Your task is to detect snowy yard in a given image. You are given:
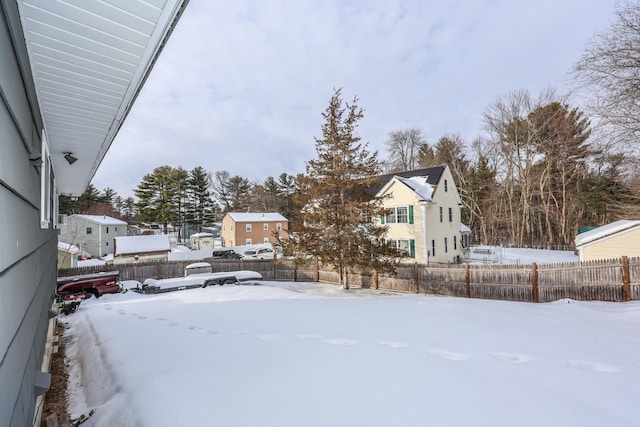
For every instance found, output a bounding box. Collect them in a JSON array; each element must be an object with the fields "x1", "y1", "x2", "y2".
[{"x1": 64, "y1": 279, "x2": 638, "y2": 427}]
